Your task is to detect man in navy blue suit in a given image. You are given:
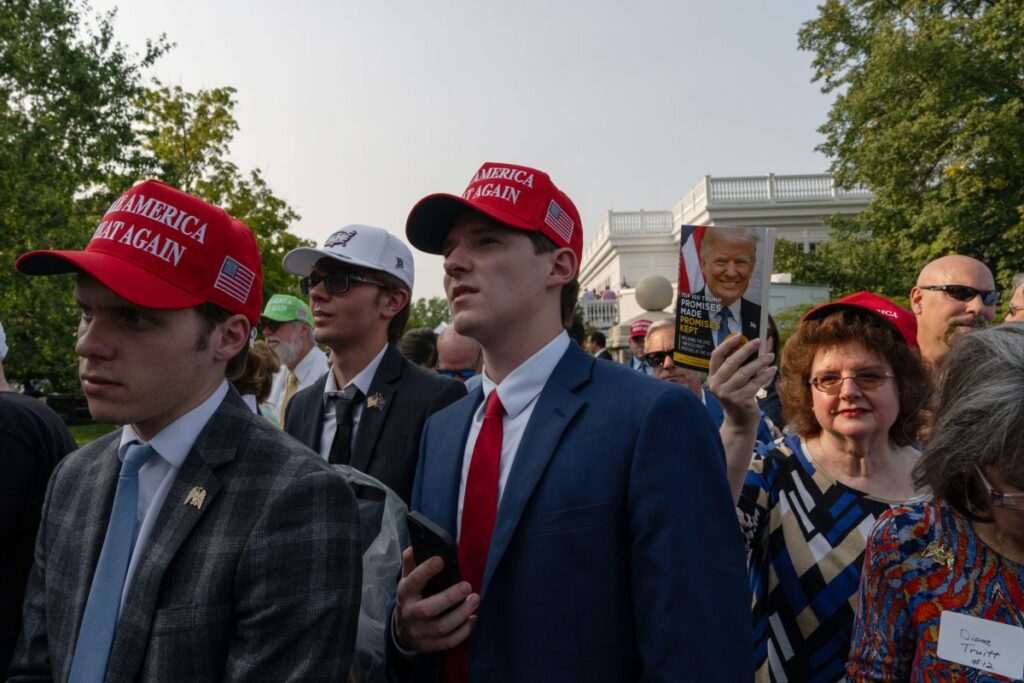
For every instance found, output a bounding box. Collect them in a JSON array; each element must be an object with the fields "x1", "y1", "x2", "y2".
[{"x1": 390, "y1": 162, "x2": 752, "y2": 681}]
